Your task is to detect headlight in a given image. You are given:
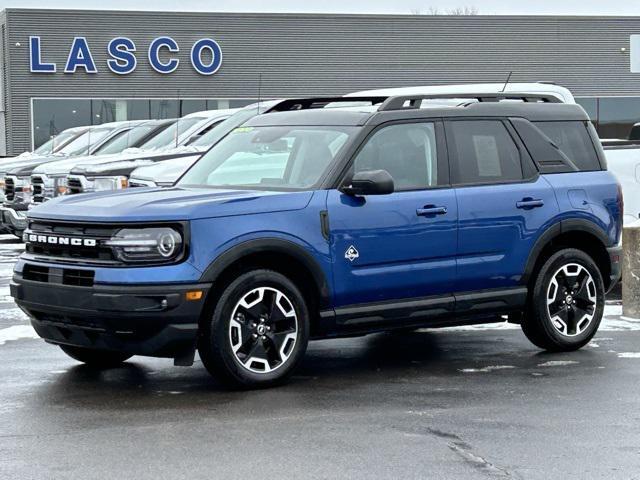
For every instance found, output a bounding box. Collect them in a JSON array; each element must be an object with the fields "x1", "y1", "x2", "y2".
[
  {"x1": 104, "y1": 227, "x2": 183, "y2": 263},
  {"x1": 93, "y1": 176, "x2": 129, "y2": 192}
]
